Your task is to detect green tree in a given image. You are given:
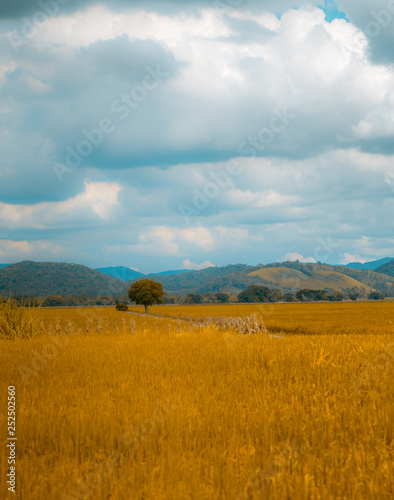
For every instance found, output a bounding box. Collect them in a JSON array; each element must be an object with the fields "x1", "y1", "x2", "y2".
[
  {"x1": 128, "y1": 279, "x2": 164, "y2": 314},
  {"x1": 213, "y1": 292, "x2": 231, "y2": 303},
  {"x1": 368, "y1": 290, "x2": 384, "y2": 300},
  {"x1": 183, "y1": 293, "x2": 203, "y2": 304},
  {"x1": 327, "y1": 290, "x2": 344, "y2": 302}
]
